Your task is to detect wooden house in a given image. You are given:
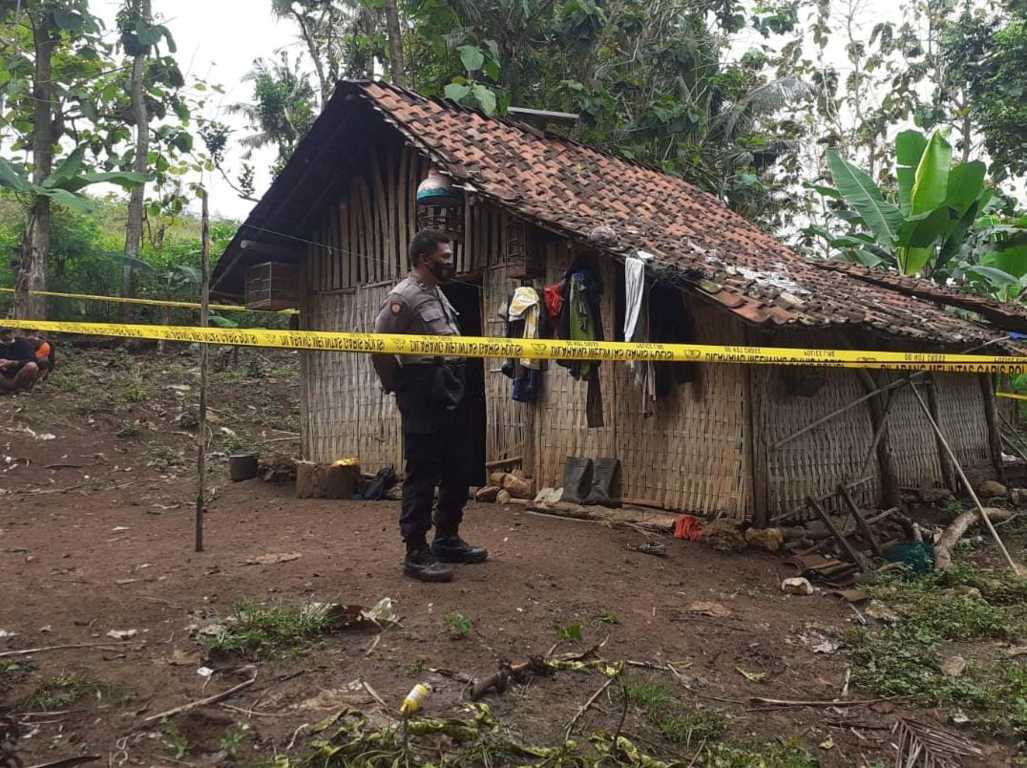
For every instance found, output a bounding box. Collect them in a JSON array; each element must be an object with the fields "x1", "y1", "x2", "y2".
[{"x1": 212, "y1": 81, "x2": 1027, "y2": 526}]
